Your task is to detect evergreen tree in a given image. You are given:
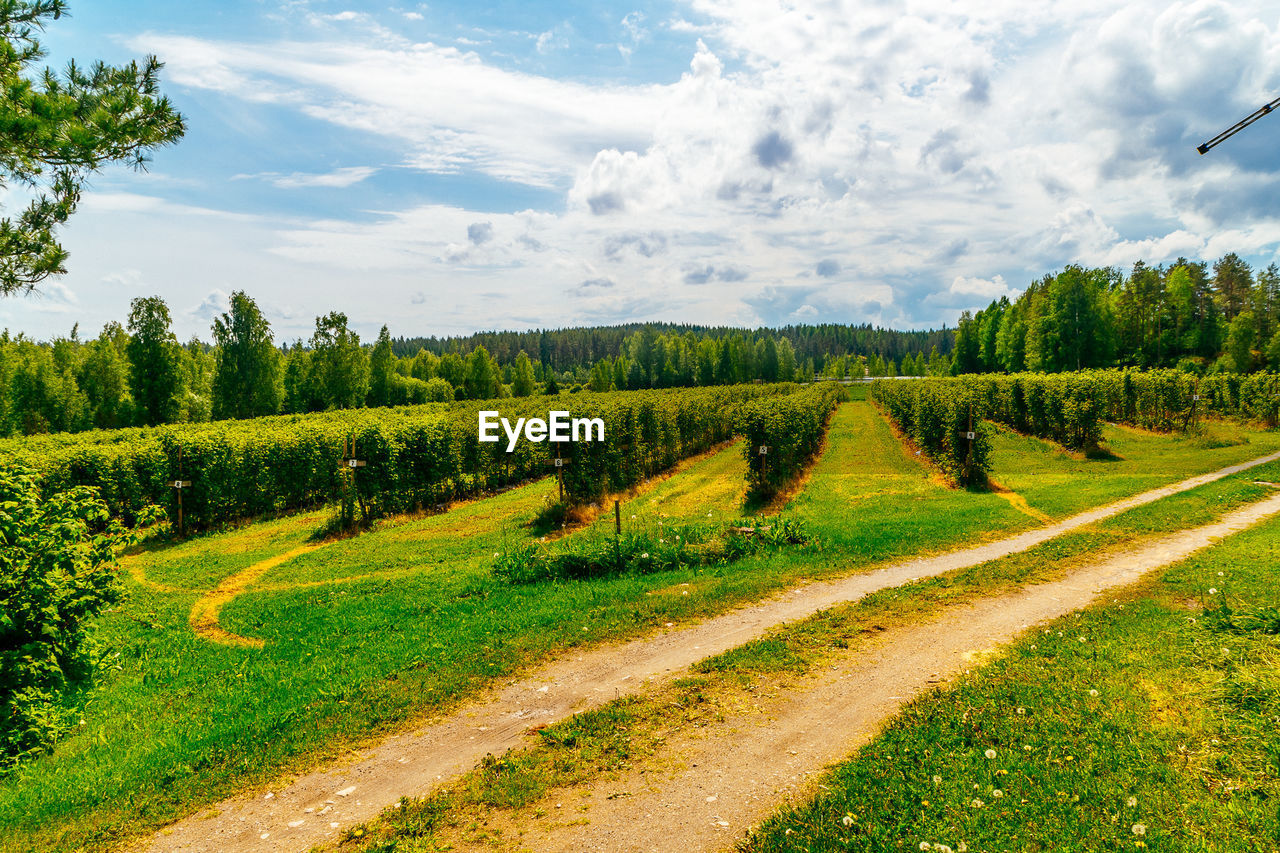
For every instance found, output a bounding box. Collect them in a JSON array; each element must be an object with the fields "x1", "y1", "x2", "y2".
[
  {"x1": 78, "y1": 322, "x2": 133, "y2": 428},
  {"x1": 951, "y1": 311, "x2": 981, "y2": 374},
  {"x1": 776, "y1": 337, "x2": 797, "y2": 382},
  {"x1": 210, "y1": 291, "x2": 281, "y2": 419},
  {"x1": 463, "y1": 345, "x2": 498, "y2": 399},
  {"x1": 1213, "y1": 253, "x2": 1254, "y2": 321},
  {"x1": 512, "y1": 350, "x2": 537, "y2": 396},
  {"x1": 366, "y1": 325, "x2": 395, "y2": 408},
  {"x1": 0, "y1": 1, "x2": 186, "y2": 297},
  {"x1": 125, "y1": 296, "x2": 181, "y2": 425},
  {"x1": 309, "y1": 312, "x2": 368, "y2": 409}
]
